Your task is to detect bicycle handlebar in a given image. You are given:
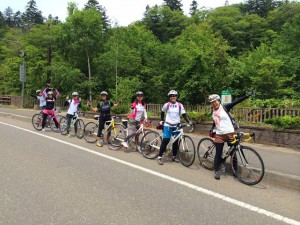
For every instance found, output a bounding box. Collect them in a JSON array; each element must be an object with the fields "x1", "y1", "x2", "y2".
[{"x1": 230, "y1": 132, "x2": 255, "y2": 144}]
